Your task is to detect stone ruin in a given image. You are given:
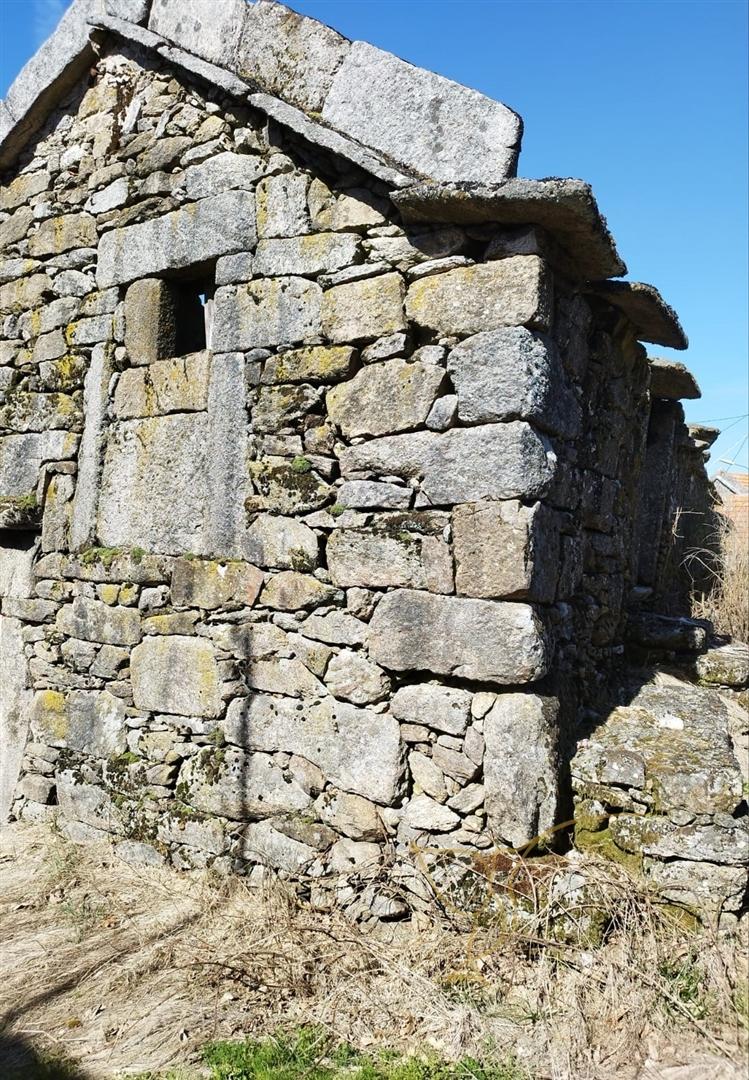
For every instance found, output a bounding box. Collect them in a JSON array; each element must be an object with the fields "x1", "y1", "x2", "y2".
[{"x1": 0, "y1": 0, "x2": 746, "y2": 924}]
